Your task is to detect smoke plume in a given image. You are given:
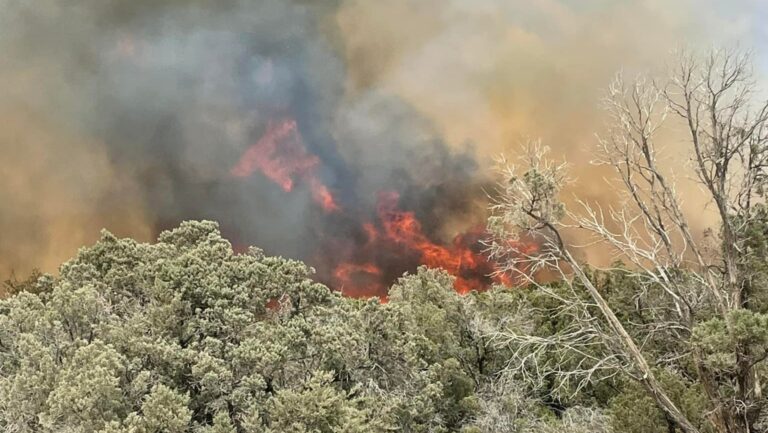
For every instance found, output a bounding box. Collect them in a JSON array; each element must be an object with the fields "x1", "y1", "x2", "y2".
[{"x1": 0, "y1": 0, "x2": 764, "y2": 296}]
